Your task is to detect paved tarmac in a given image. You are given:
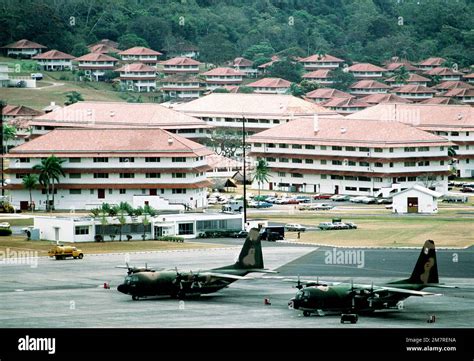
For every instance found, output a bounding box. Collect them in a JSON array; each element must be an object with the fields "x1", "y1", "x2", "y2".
[{"x1": 0, "y1": 241, "x2": 473, "y2": 328}]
